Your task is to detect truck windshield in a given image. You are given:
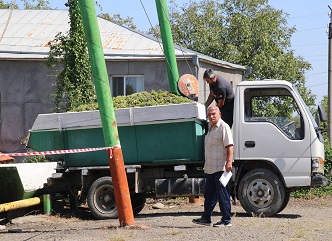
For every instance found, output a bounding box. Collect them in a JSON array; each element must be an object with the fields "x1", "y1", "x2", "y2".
[{"x1": 293, "y1": 87, "x2": 318, "y2": 128}]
